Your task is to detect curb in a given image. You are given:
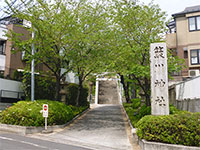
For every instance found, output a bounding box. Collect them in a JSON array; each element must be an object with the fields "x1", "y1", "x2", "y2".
[
  {"x1": 0, "y1": 107, "x2": 90, "y2": 135},
  {"x1": 139, "y1": 139, "x2": 200, "y2": 150},
  {"x1": 121, "y1": 104, "x2": 137, "y2": 135},
  {"x1": 121, "y1": 104, "x2": 140, "y2": 150}
]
